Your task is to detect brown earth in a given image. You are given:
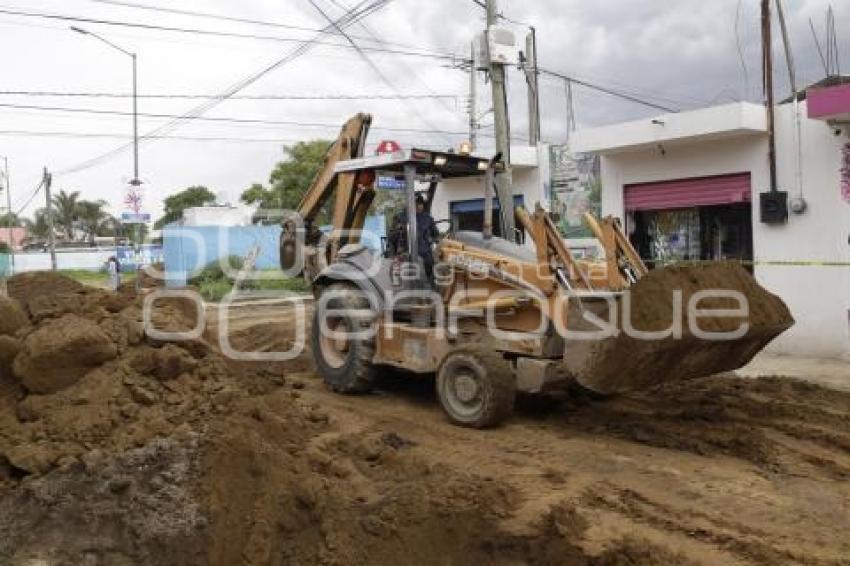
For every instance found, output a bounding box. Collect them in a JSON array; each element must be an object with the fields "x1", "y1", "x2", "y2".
[
  {"x1": 0, "y1": 275, "x2": 848, "y2": 565},
  {"x1": 568, "y1": 262, "x2": 796, "y2": 394}
]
